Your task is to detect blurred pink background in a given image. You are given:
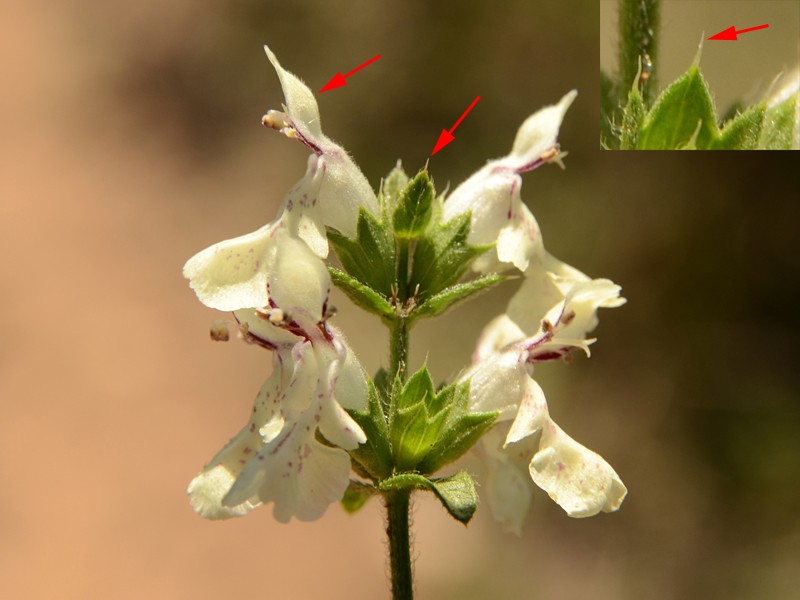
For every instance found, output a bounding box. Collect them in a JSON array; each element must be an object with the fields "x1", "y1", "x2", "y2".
[{"x1": 2, "y1": 1, "x2": 798, "y2": 599}]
